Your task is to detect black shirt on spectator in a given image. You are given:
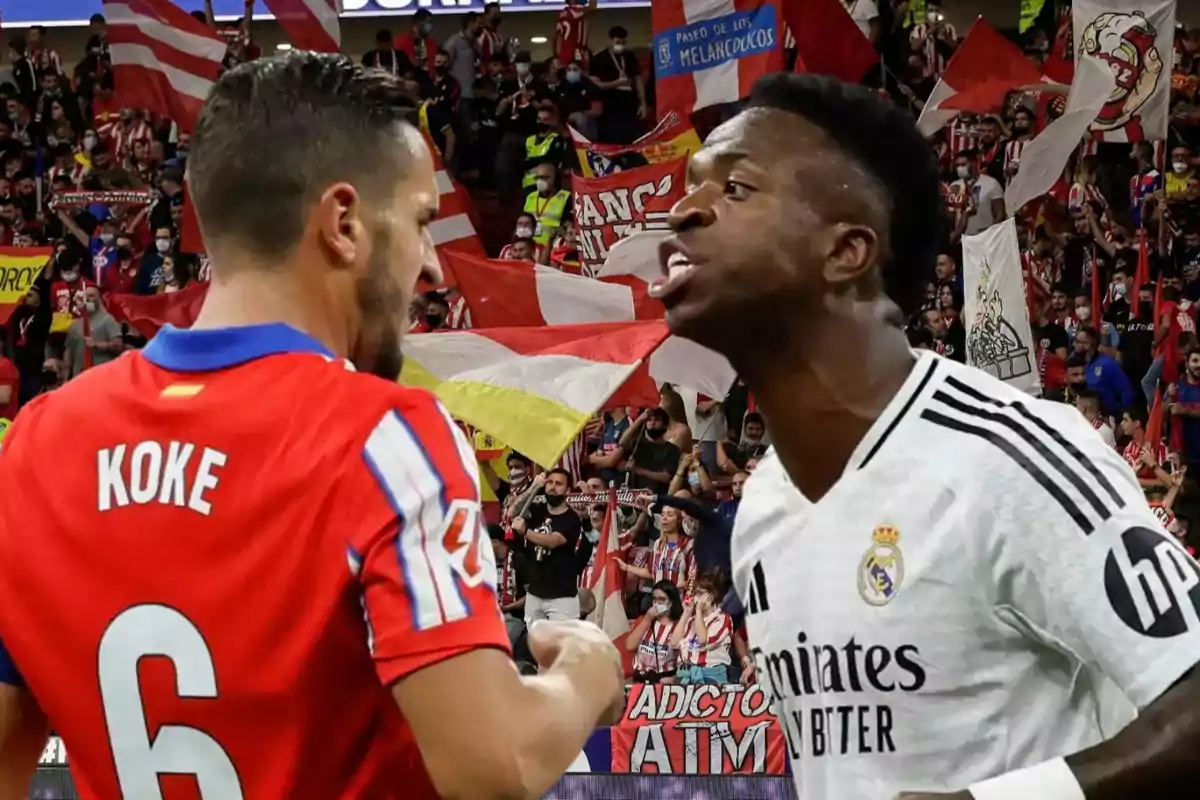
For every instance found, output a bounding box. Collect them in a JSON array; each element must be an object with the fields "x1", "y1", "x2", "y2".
[
  {"x1": 629, "y1": 439, "x2": 681, "y2": 494},
  {"x1": 554, "y1": 78, "x2": 602, "y2": 119},
  {"x1": 522, "y1": 503, "x2": 582, "y2": 600}
]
